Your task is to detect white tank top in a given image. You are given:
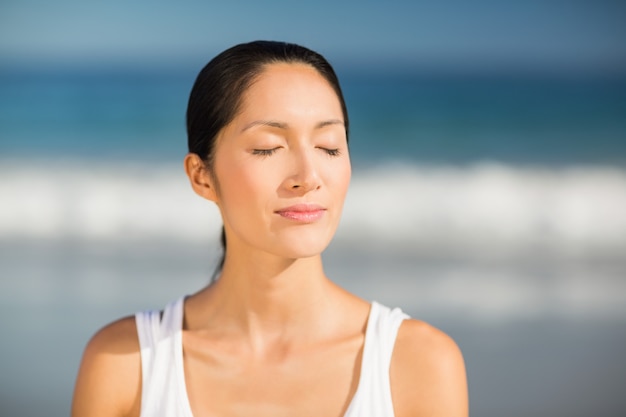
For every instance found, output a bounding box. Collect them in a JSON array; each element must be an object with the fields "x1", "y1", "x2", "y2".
[{"x1": 135, "y1": 297, "x2": 409, "y2": 417}]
